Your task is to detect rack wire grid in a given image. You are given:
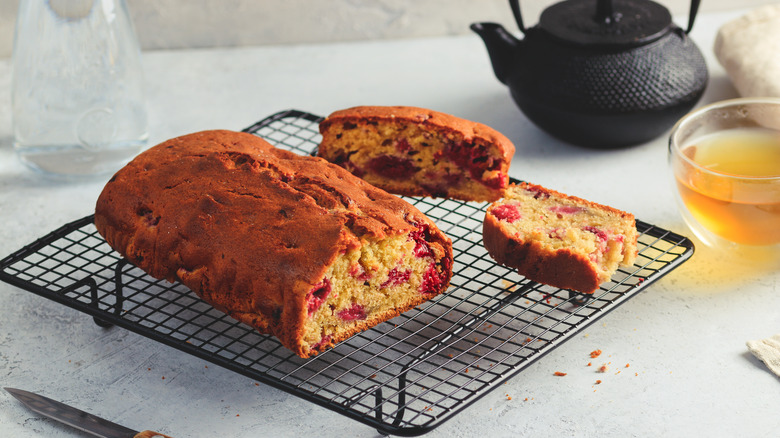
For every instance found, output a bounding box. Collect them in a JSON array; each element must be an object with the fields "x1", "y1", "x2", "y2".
[{"x1": 0, "y1": 109, "x2": 694, "y2": 436}]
